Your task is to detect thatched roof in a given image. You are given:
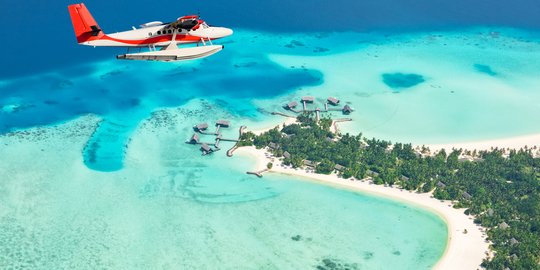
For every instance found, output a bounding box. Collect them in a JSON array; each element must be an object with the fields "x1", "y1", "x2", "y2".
[
  {"x1": 200, "y1": 143, "x2": 212, "y2": 152},
  {"x1": 303, "y1": 160, "x2": 316, "y2": 167},
  {"x1": 190, "y1": 133, "x2": 200, "y2": 144},
  {"x1": 287, "y1": 101, "x2": 298, "y2": 108},
  {"x1": 283, "y1": 151, "x2": 291, "y2": 159},
  {"x1": 509, "y1": 238, "x2": 519, "y2": 245},
  {"x1": 301, "y1": 96, "x2": 315, "y2": 102},
  {"x1": 343, "y1": 105, "x2": 353, "y2": 114},
  {"x1": 195, "y1": 123, "x2": 208, "y2": 131},
  {"x1": 437, "y1": 181, "x2": 446, "y2": 188},
  {"x1": 268, "y1": 142, "x2": 279, "y2": 150},
  {"x1": 327, "y1": 97, "x2": 340, "y2": 105},
  {"x1": 216, "y1": 120, "x2": 230, "y2": 127}
]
